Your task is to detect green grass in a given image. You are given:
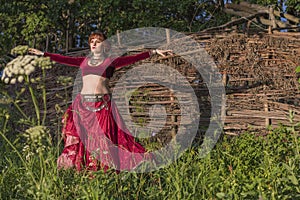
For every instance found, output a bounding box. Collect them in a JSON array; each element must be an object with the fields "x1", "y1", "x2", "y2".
[{"x1": 0, "y1": 124, "x2": 299, "y2": 200}]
